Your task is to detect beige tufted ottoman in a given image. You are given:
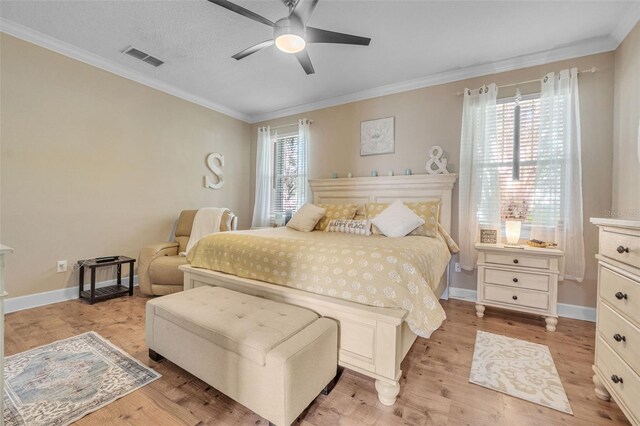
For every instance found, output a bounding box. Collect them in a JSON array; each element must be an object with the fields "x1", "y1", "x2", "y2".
[{"x1": 146, "y1": 286, "x2": 338, "y2": 426}]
